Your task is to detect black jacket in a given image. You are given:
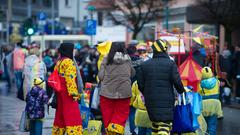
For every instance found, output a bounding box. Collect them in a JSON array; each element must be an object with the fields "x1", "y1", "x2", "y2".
[
  {"x1": 136, "y1": 53, "x2": 185, "y2": 122},
  {"x1": 233, "y1": 51, "x2": 240, "y2": 76}
]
